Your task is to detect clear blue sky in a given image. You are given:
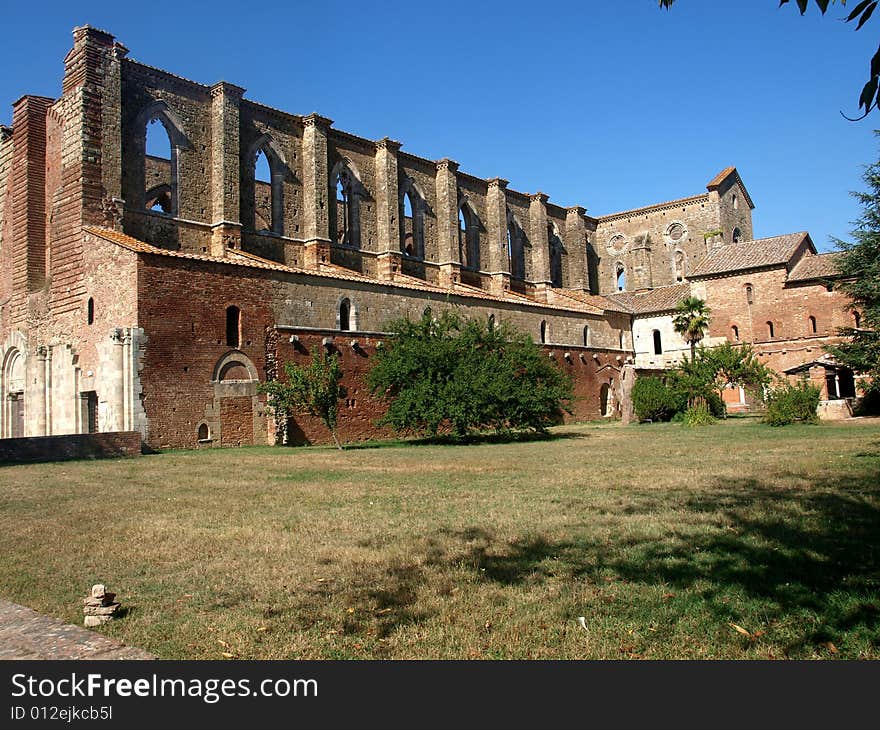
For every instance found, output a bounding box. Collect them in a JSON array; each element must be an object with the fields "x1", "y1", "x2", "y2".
[{"x1": 1, "y1": 0, "x2": 877, "y2": 252}]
